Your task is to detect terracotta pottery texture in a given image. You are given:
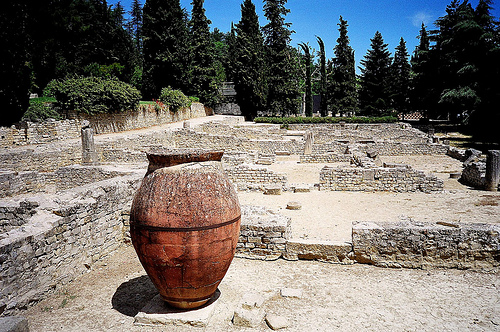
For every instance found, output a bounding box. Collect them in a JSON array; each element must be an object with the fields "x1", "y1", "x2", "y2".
[{"x1": 130, "y1": 149, "x2": 241, "y2": 309}]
